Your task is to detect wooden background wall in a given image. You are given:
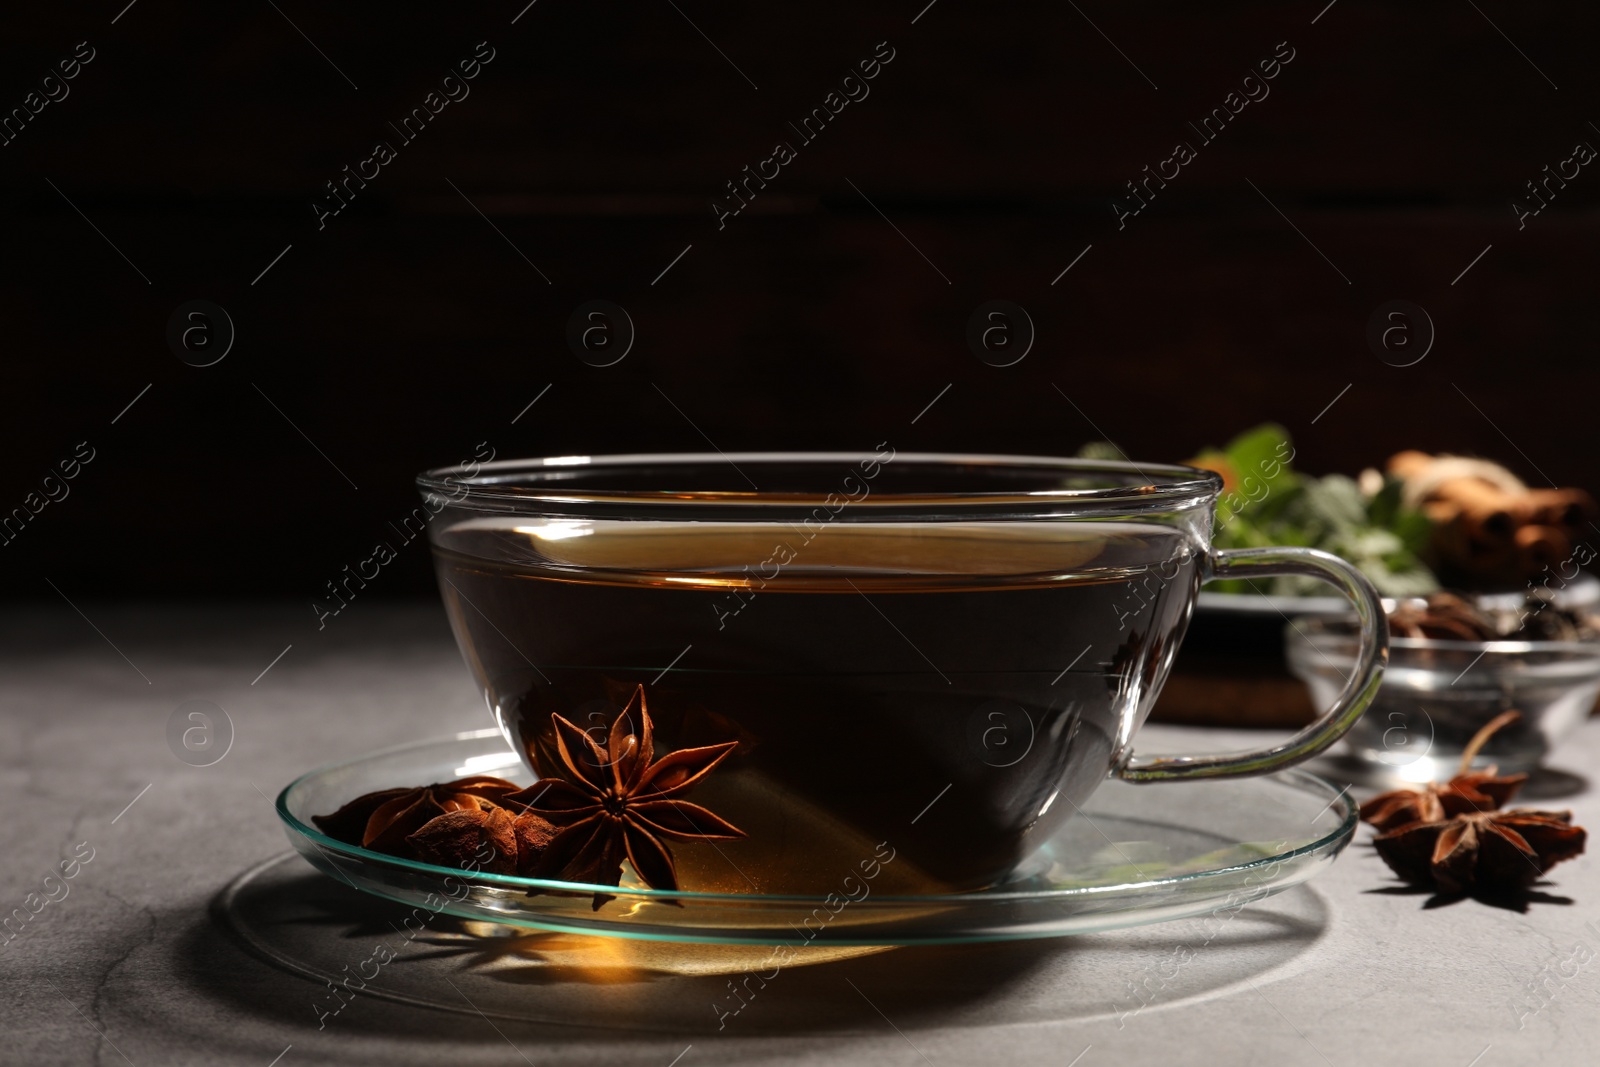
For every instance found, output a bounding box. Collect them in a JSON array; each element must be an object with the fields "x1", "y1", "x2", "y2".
[{"x1": 1, "y1": 1, "x2": 1594, "y2": 599}]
